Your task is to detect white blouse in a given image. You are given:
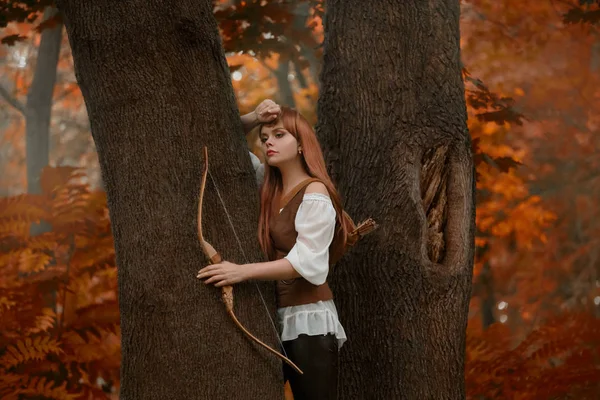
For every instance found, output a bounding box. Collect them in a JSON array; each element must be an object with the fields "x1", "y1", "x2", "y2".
[{"x1": 249, "y1": 151, "x2": 347, "y2": 349}]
